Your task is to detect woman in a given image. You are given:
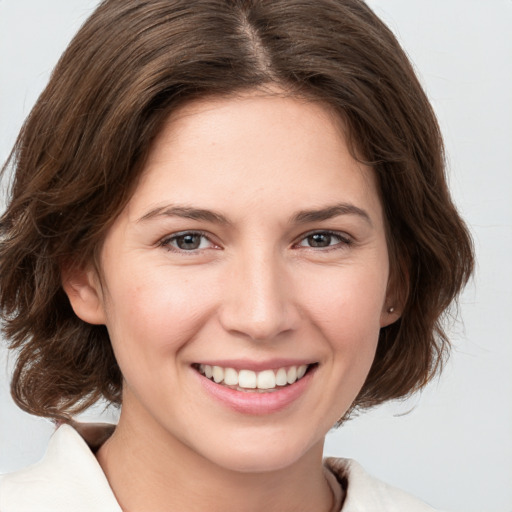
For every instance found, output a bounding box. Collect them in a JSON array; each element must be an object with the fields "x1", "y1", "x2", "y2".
[{"x1": 0, "y1": 1, "x2": 473, "y2": 511}]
